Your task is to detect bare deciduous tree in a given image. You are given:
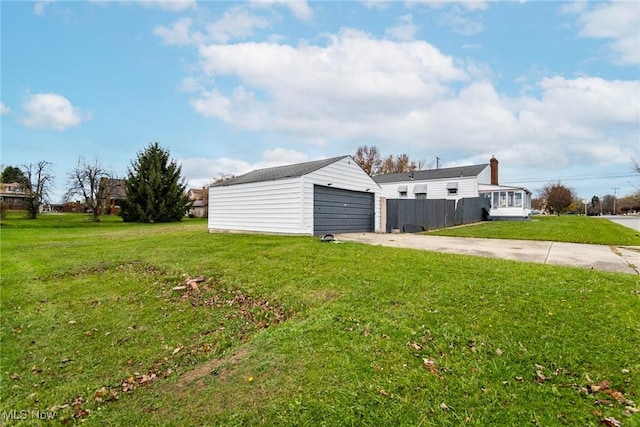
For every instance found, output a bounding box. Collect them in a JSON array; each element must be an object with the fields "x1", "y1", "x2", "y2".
[
  {"x1": 353, "y1": 145, "x2": 382, "y2": 176},
  {"x1": 22, "y1": 161, "x2": 54, "y2": 219},
  {"x1": 66, "y1": 157, "x2": 111, "y2": 222},
  {"x1": 353, "y1": 145, "x2": 424, "y2": 175},
  {"x1": 379, "y1": 153, "x2": 424, "y2": 174}
]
